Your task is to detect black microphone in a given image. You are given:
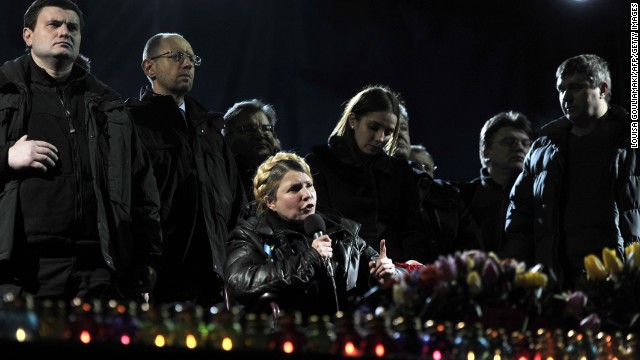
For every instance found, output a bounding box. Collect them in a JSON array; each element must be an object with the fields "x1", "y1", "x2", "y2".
[
  {"x1": 304, "y1": 213, "x2": 339, "y2": 312},
  {"x1": 304, "y1": 214, "x2": 332, "y2": 276}
]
